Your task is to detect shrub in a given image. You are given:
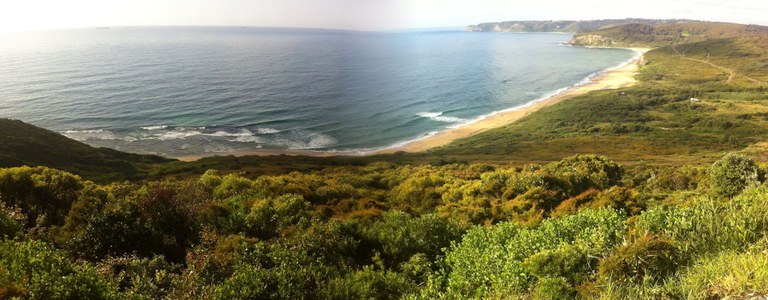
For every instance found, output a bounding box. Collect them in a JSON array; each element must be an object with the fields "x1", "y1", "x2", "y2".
[
  {"x1": 442, "y1": 208, "x2": 626, "y2": 296},
  {"x1": 243, "y1": 194, "x2": 314, "y2": 239},
  {"x1": 542, "y1": 155, "x2": 624, "y2": 196},
  {"x1": 522, "y1": 244, "x2": 597, "y2": 285},
  {"x1": 0, "y1": 166, "x2": 85, "y2": 227},
  {"x1": 708, "y1": 153, "x2": 762, "y2": 198},
  {"x1": 598, "y1": 235, "x2": 681, "y2": 283},
  {"x1": 319, "y1": 266, "x2": 415, "y2": 300},
  {"x1": 0, "y1": 239, "x2": 118, "y2": 299},
  {"x1": 363, "y1": 211, "x2": 465, "y2": 267},
  {"x1": 530, "y1": 277, "x2": 576, "y2": 300},
  {"x1": 98, "y1": 255, "x2": 180, "y2": 299}
]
